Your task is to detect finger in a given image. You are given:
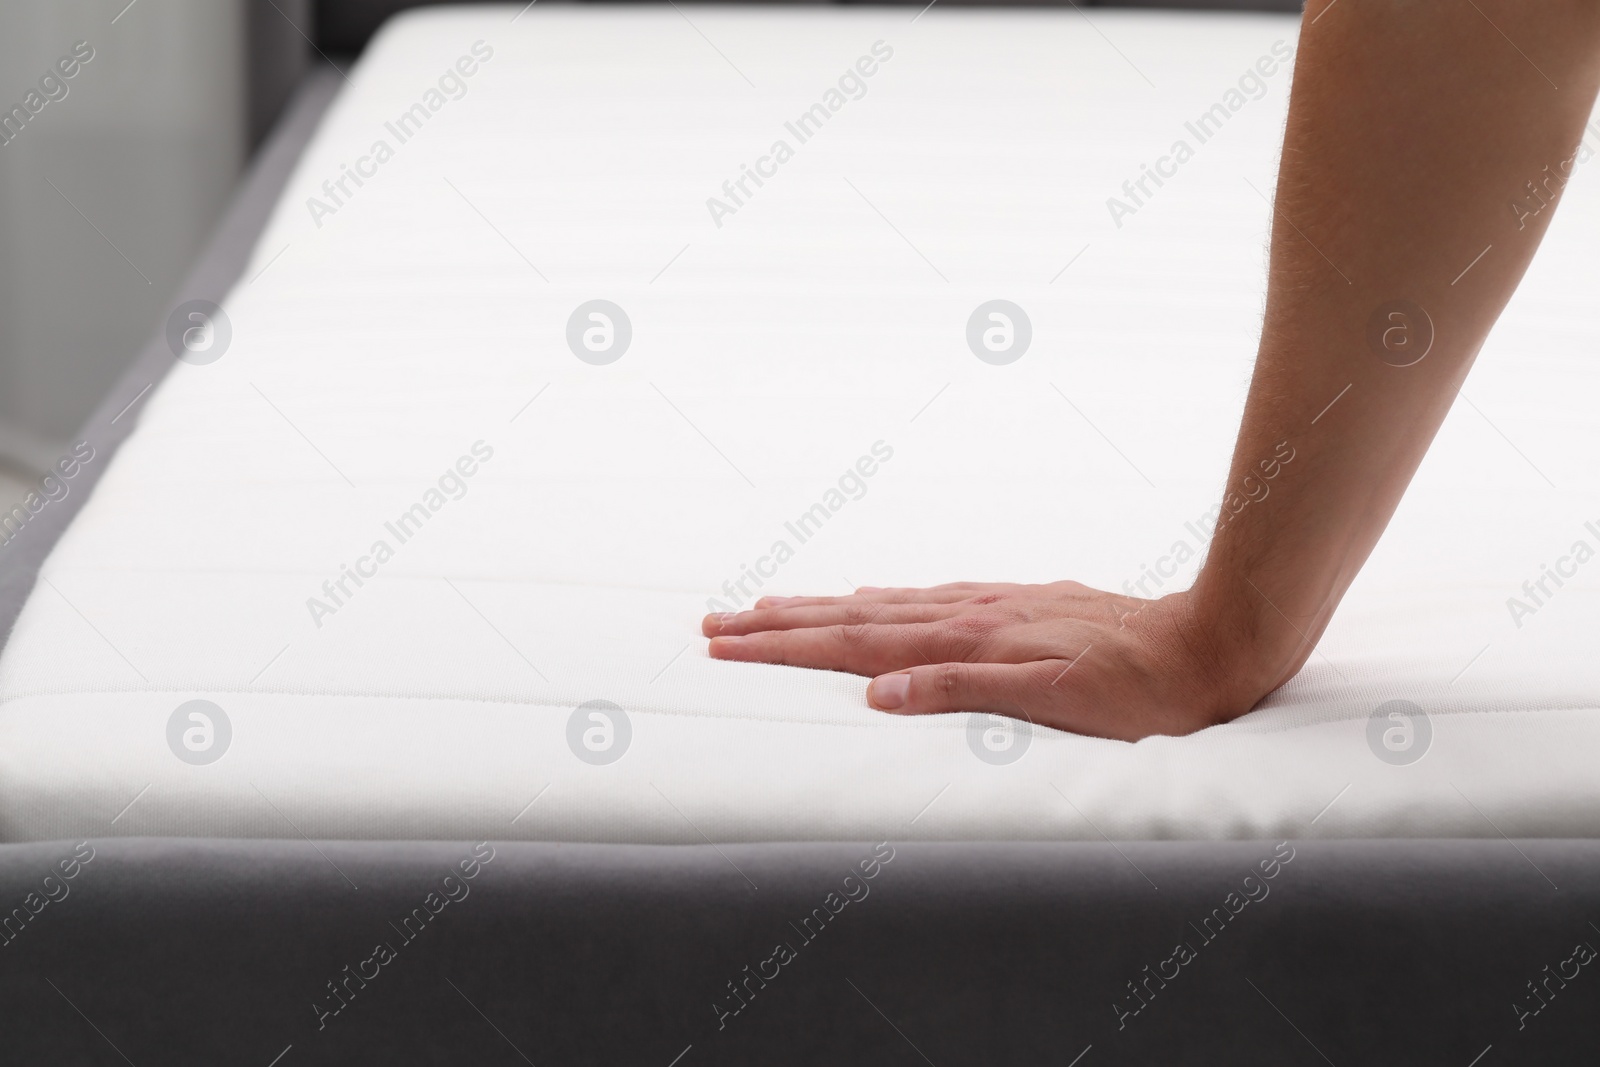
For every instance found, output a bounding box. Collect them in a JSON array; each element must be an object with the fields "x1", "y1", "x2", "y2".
[
  {"x1": 708, "y1": 621, "x2": 962, "y2": 676},
  {"x1": 703, "y1": 601, "x2": 962, "y2": 638},
  {"x1": 857, "y1": 582, "x2": 1025, "y2": 603},
  {"x1": 754, "y1": 586, "x2": 981, "y2": 610},
  {"x1": 870, "y1": 657, "x2": 1138, "y2": 740},
  {"x1": 867, "y1": 660, "x2": 1062, "y2": 718}
]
